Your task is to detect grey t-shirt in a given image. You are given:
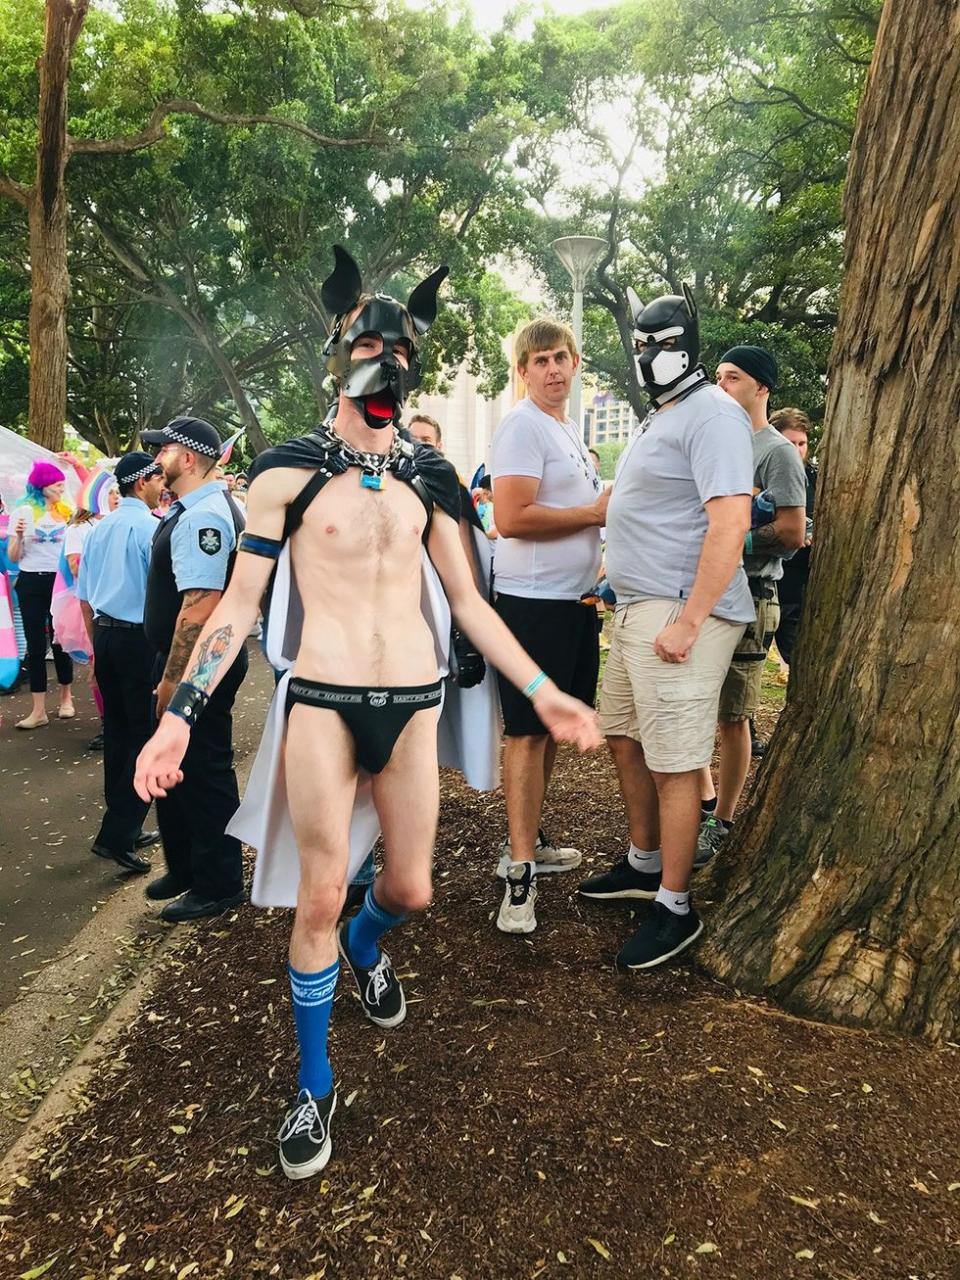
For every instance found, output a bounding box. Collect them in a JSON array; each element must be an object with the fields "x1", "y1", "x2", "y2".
[
  {"x1": 744, "y1": 425, "x2": 809, "y2": 581},
  {"x1": 604, "y1": 384, "x2": 755, "y2": 625}
]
